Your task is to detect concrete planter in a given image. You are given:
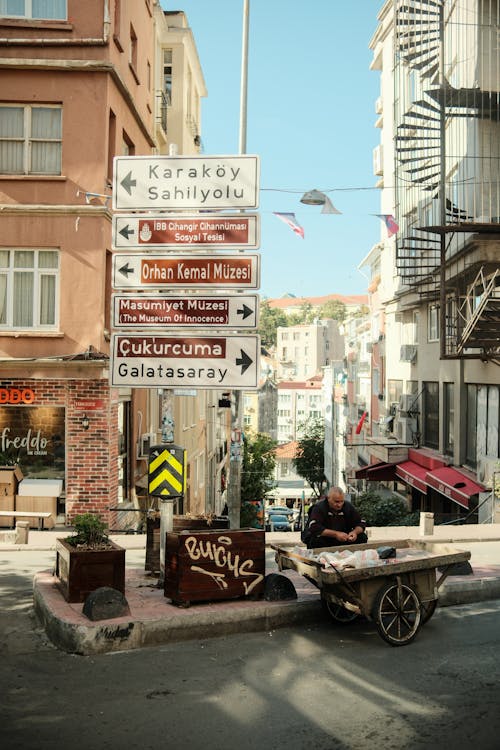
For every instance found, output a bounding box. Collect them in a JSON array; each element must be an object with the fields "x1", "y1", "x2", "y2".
[{"x1": 55, "y1": 537, "x2": 125, "y2": 603}]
